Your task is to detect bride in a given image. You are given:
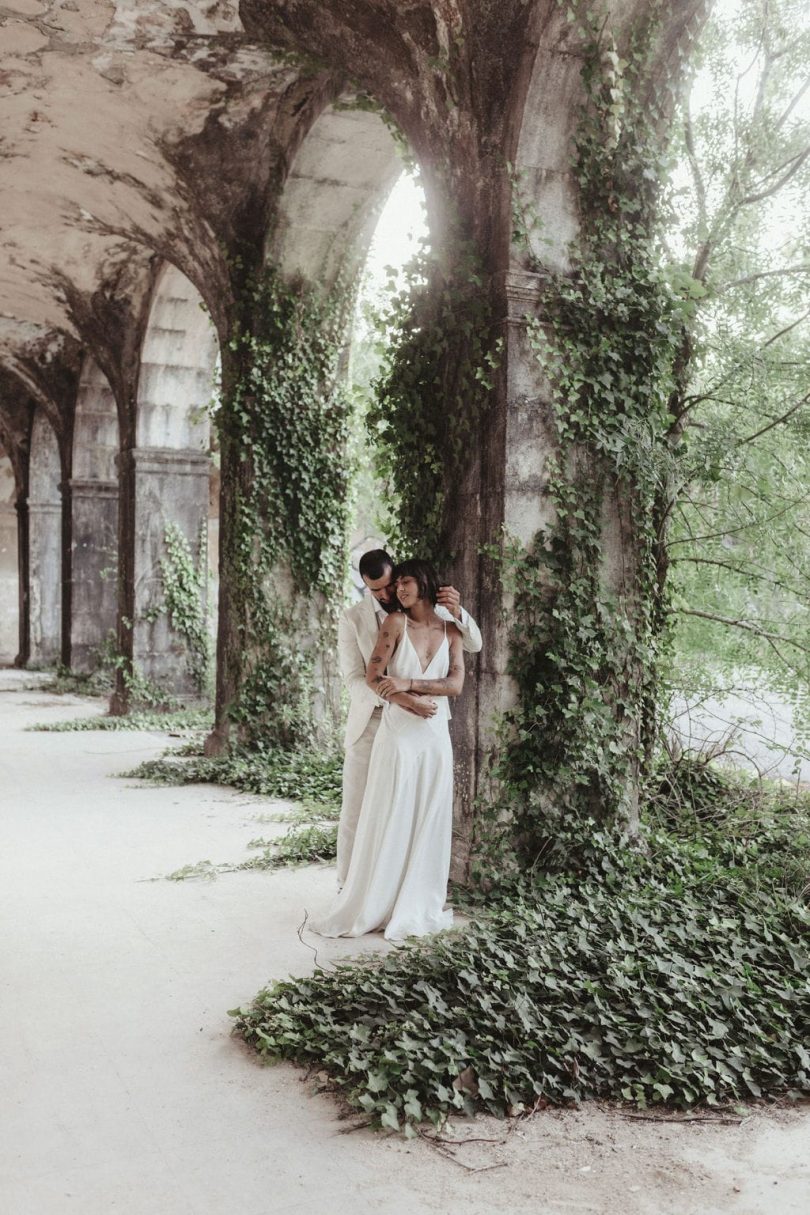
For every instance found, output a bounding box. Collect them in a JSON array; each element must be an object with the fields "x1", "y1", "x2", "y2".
[{"x1": 313, "y1": 559, "x2": 465, "y2": 940}]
